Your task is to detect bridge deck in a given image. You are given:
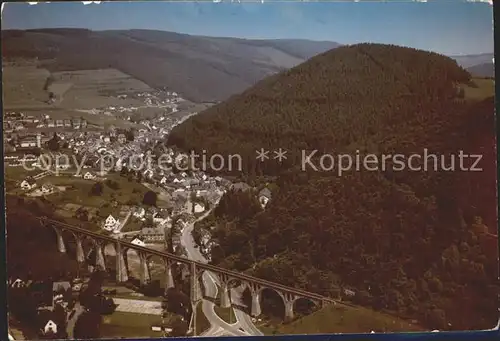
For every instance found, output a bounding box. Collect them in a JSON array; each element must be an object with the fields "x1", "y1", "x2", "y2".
[{"x1": 40, "y1": 217, "x2": 341, "y2": 303}]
